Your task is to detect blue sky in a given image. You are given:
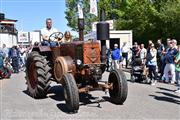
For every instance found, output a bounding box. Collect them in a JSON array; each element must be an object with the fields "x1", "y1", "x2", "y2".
[{"x1": 0, "y1": 0, "x2": 76, "y2": 35}]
